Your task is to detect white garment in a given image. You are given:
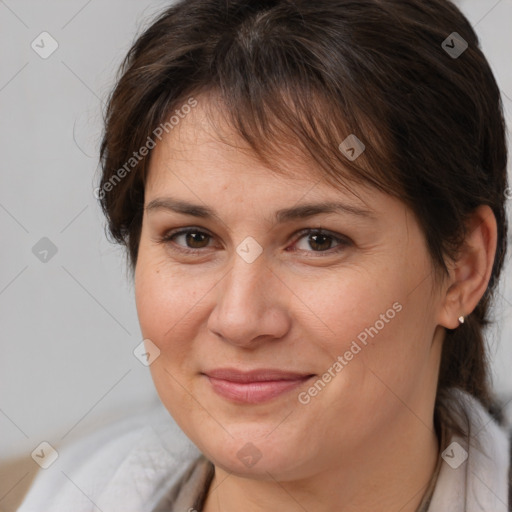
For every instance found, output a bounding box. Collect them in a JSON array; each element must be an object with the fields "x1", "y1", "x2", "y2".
[
  {"x1": 16, "y1": 404, "x2": 201, "y2": 512},
  {"x1": 427, "y1": 388, "x2": 510, "y2": 511},
  {"x1": 17, "y1": 388, "x2": 511, "y2": 511}
]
